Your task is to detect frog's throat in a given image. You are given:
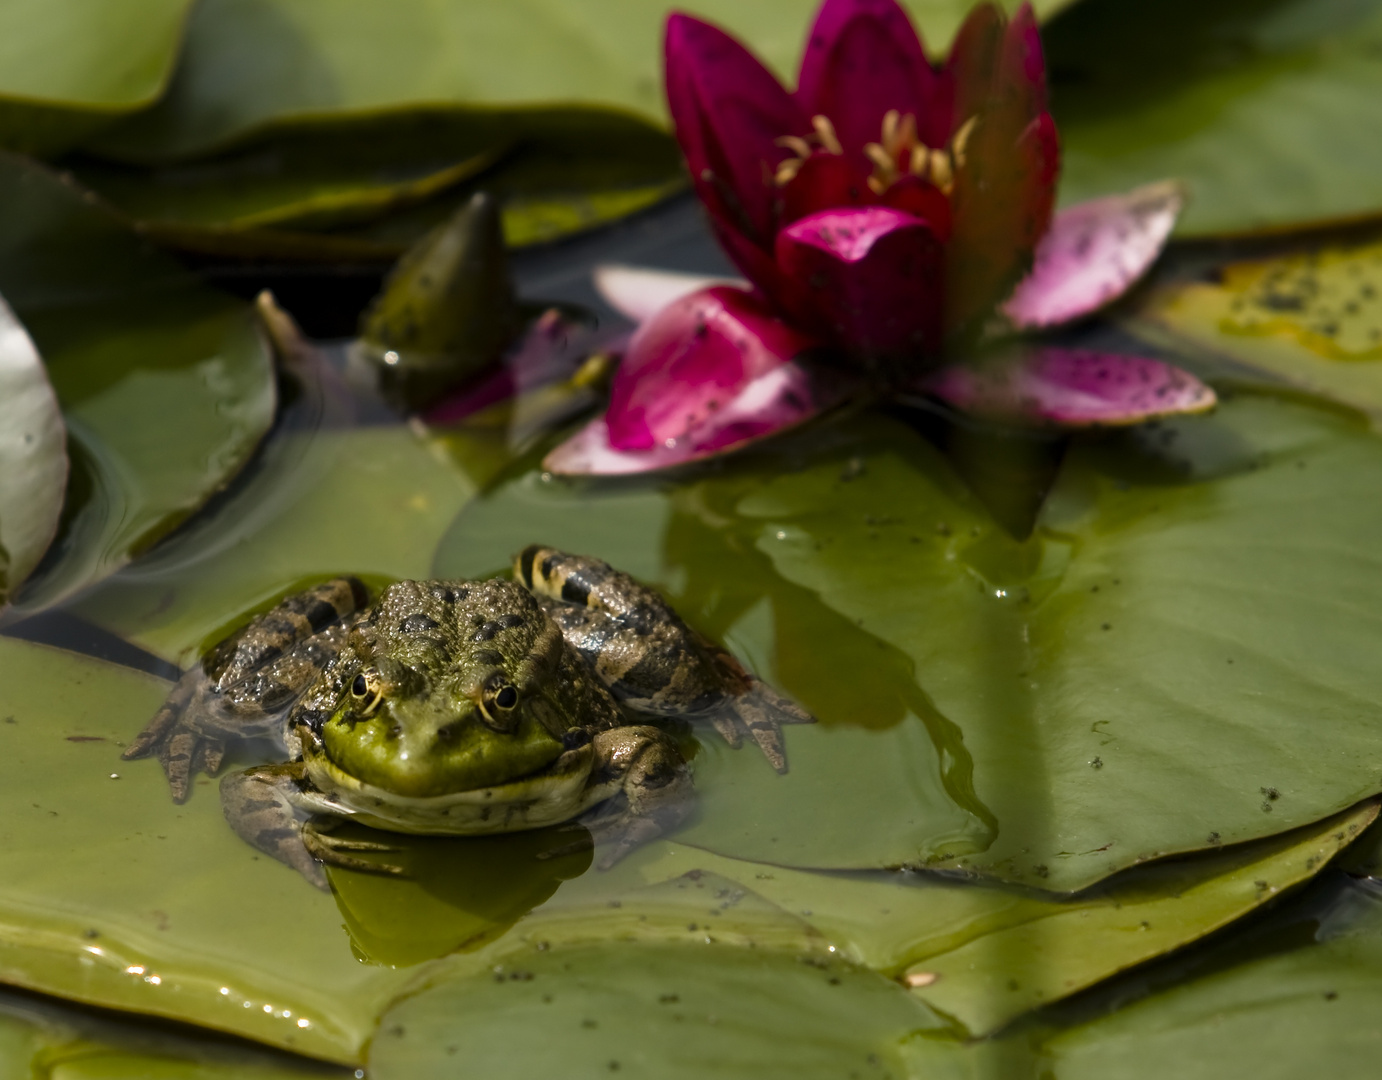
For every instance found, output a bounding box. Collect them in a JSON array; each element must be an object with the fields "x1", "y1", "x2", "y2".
[{"x1": 302, "y1": 743, "x2": 617, "y2": 835}]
